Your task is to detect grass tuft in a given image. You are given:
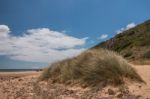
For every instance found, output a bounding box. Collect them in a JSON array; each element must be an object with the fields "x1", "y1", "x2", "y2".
[{"x1": 39, "y1": 48, "x2": 144, "y2": 87}]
